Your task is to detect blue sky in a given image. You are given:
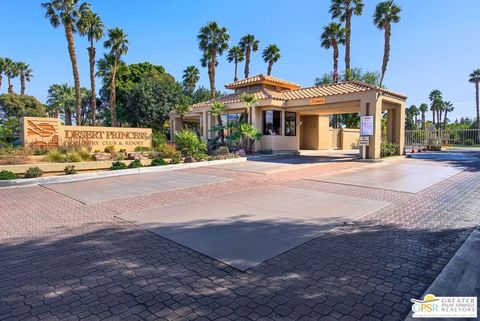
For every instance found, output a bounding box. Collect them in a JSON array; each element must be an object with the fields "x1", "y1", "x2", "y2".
[{"x1": 2, "y1": 0, "x2": 479, "y2": 120}]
